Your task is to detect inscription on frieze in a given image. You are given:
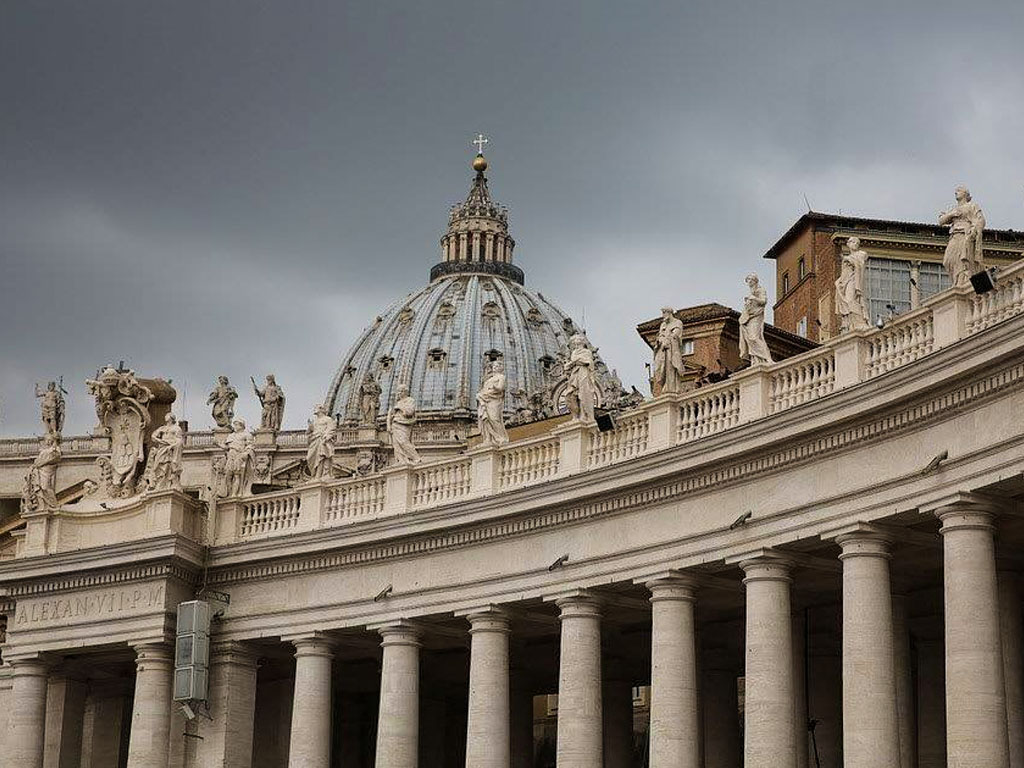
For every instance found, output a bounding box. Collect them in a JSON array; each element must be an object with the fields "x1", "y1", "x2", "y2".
[{"x1": 14, "y1": 583, "x2": 165, "y2": 628}]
